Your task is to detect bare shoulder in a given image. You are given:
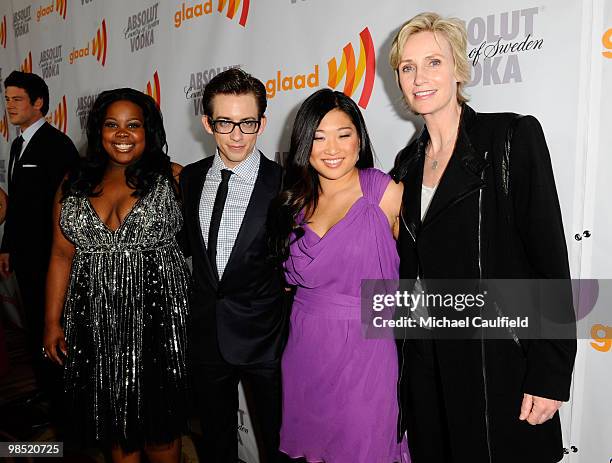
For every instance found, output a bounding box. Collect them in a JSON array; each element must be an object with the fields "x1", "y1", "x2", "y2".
[
  {"x1": 171, "y1": 162, "x2": 183, "y2": 179},
  {"x1": 379, "y1": 178, "x2": 403, "y2": 217}
]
